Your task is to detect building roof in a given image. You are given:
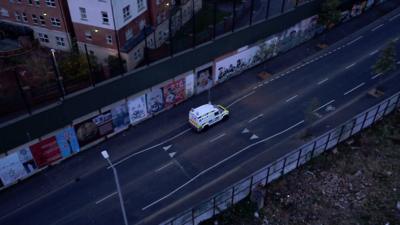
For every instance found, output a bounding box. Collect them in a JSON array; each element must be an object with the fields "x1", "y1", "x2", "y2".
[{"x1": 191, "y1": 104, "x2": 216, "y2": 116}]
